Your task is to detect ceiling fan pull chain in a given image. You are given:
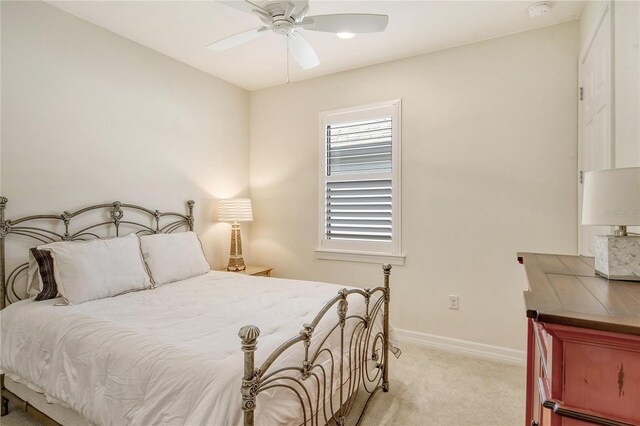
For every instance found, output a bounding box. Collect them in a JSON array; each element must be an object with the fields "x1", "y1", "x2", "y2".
[{"x1": 286, "y1": 35, "x2": 290, "y2": 85}]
